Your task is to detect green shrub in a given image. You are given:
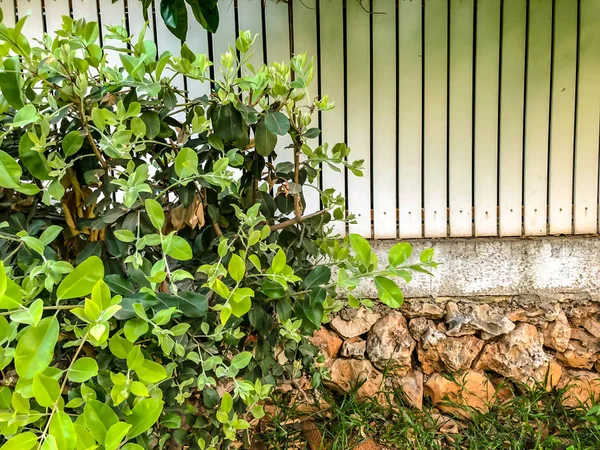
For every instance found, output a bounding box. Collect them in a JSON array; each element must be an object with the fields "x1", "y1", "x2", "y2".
[{"x1": 0, "y1": 15, "x2": 435, "y2": 449}]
